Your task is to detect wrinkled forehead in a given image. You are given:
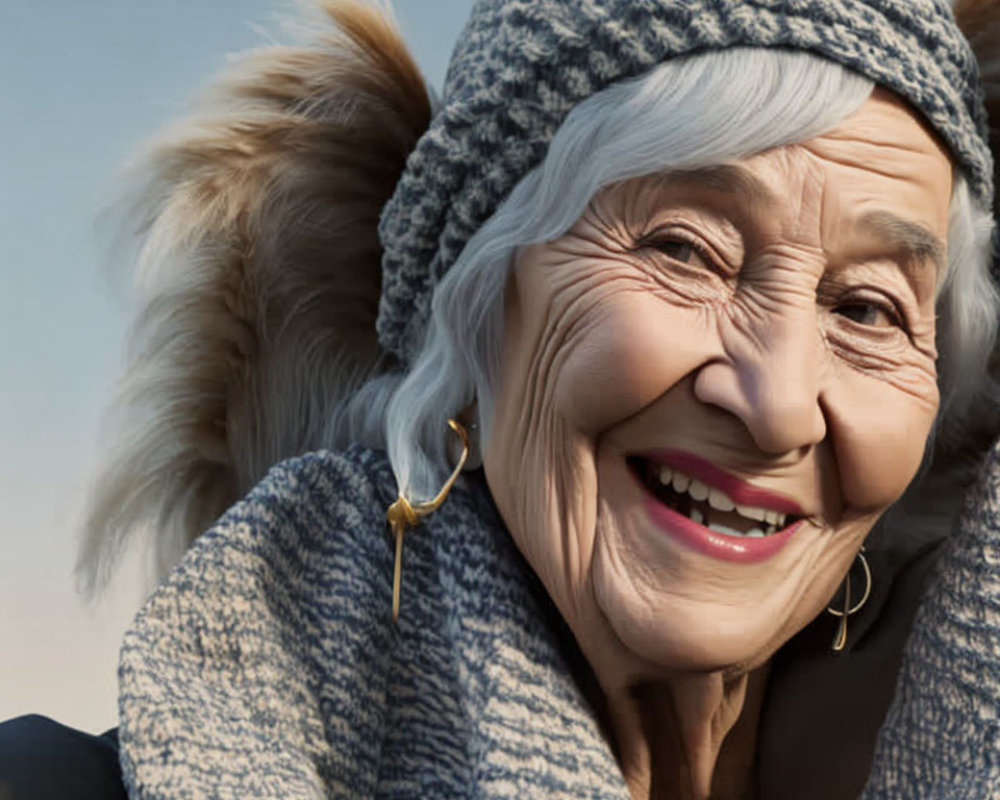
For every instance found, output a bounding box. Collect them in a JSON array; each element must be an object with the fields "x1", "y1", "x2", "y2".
[{"x1": 751, "y1": 90, "x2": 953, "y2": 239}]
